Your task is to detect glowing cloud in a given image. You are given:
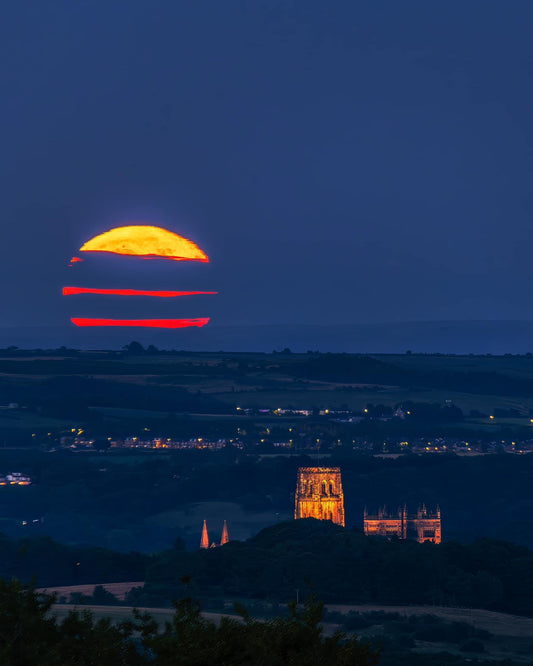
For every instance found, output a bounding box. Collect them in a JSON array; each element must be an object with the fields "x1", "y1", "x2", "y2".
[
  {"x1": 79, "y1": 225, "x2": 209, "y2": 262},
  {"x1": 63, "y1": 287, "x2": 217, "y2": 297},
  {"x1": 71, "y1": 318, "x2": 210, "y2": 328}
]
